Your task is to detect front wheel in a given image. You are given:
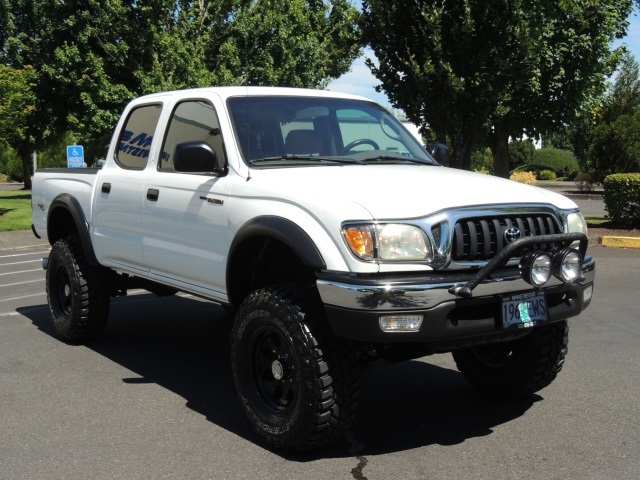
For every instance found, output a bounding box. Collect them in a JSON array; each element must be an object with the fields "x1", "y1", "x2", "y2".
[
  {"x1": 452, "y1": 321, "x2": 569, "y2": 397},
  {"x1": 46, "y1": 236, "x2": 111, "y2": 342},
  {"x1": 231, "y1": 285, "x2": 360, "y2": 451}
]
